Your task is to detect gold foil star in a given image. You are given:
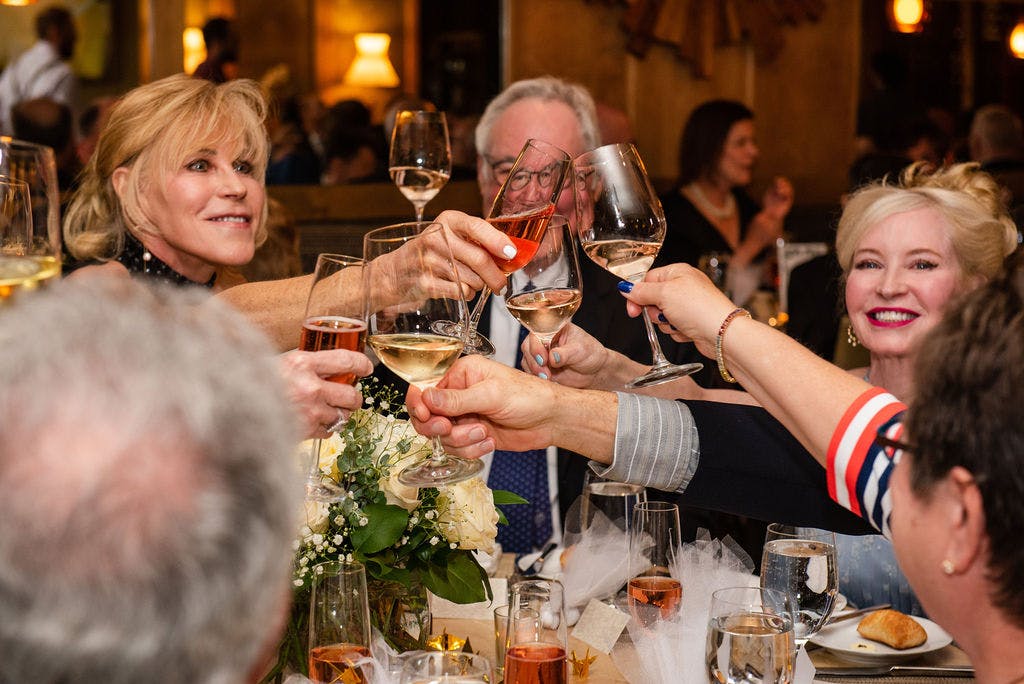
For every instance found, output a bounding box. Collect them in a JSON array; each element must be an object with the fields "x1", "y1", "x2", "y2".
[
  {"x1": 570, "y1": 648, "x2": 598, "y2": 678},
  {"x1": 426, "y1": 628, "x2": 468, "y2": 652}
]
